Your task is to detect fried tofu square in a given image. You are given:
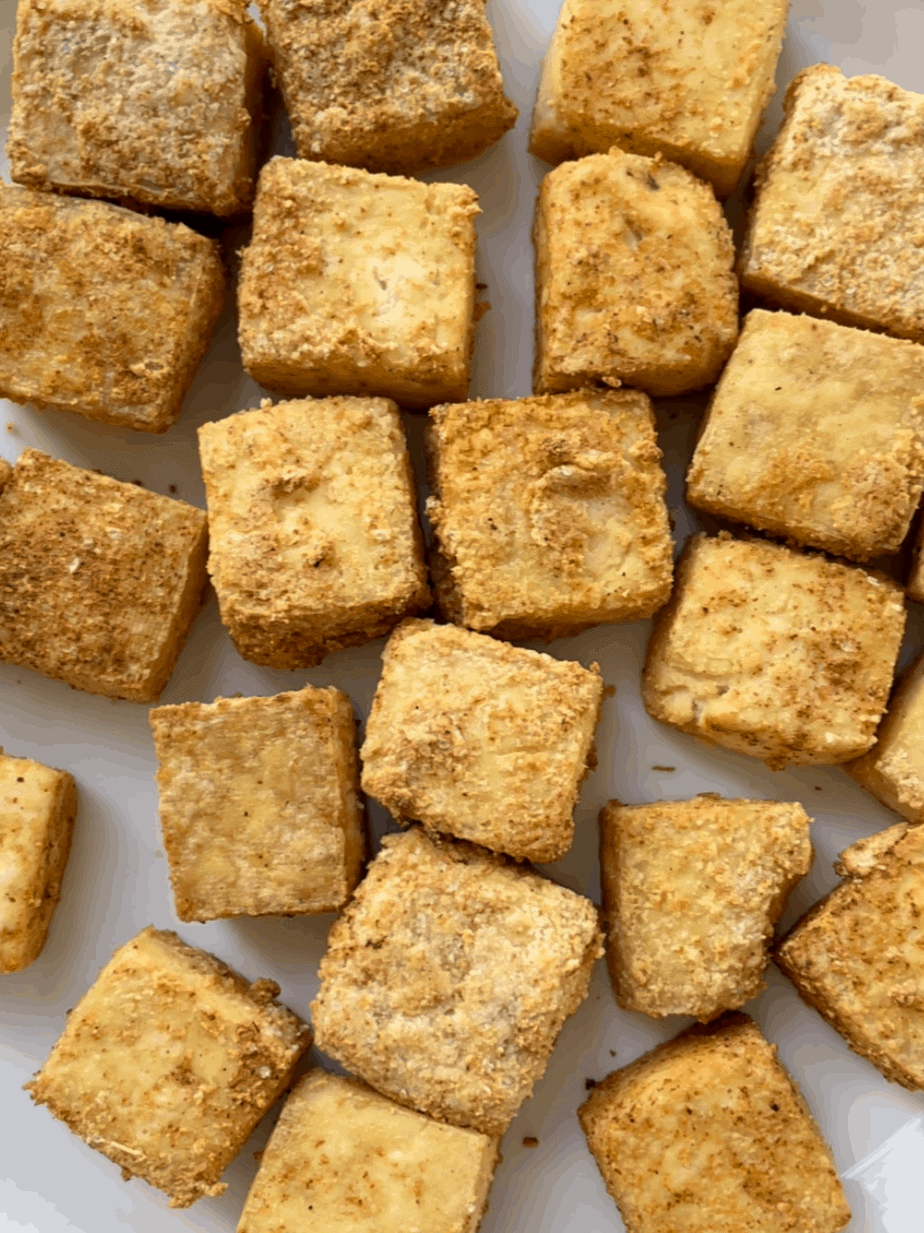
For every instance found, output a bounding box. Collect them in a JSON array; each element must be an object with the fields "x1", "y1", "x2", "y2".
[
  {"x1": 26, "y1": 926, "x2": 311, "y2": 1207},
  {"x1": 0, "y1": 449, "x2": 208, "y2": 702},
  {"x1": 642, "y1": 533, "x2": 906, "y2": 769},
  {"x1": 311, "y1": 828, "x2": 603, "y2": 1136},
  {"x1": 579, "y1": 1014, "x2": 851, "y2": 1233},
  {"x1": 845, "y1": 652, "x2": 924, "y2": 825},
  {"x1": 360, "y1": 620, "x2": 603, "y2": 862}
]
